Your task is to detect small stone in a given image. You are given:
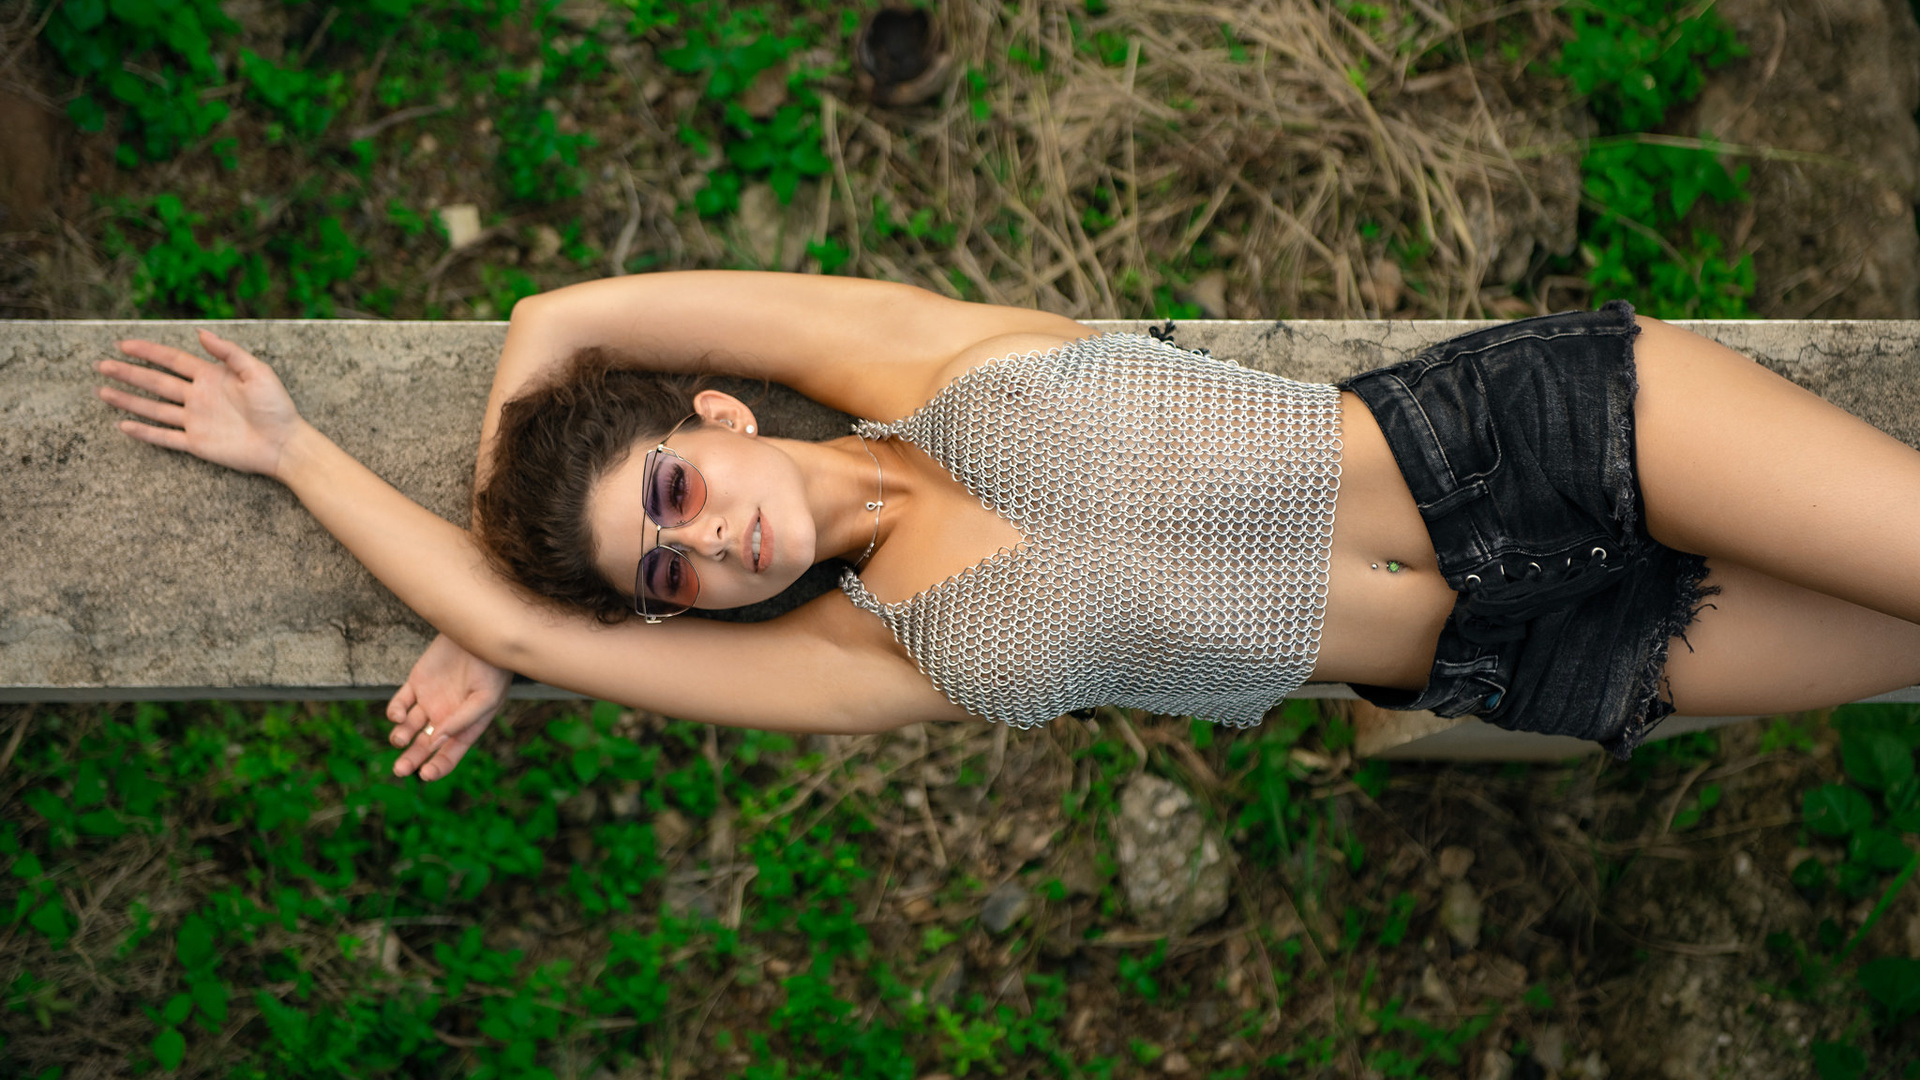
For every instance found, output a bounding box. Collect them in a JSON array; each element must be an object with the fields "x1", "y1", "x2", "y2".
[
  {"x1": 560, "y1": 788, "x2": 601, "y2": 826},
  {"x1": 1732, "y1": 850, "x2": 1753, "y2": 876},
  {"x1": 1181, "y1": 270, "x2": 1229, "y2": 318},
  {"x1": 1439, "y1": 880, "x2": 1482, "y2": 949},
  {"x1": 764, "y1": 957, "x2": 791, "y2": 977},
  {"x1": 903, "y1": 787, "x2": 926, "y2": 809},
  {"x1": 1569, "y1": 1050, "x2": 1610, "y2": 1079},
  {"x1": 606, "y1": 782, "x2": 641, "y2": 820},
  {"x1": 415, "y1": 132, "x2": 438, "y2": 155},
  {"x1": 1114, "y1": 775, "x2": 1232, "y2": 933},
  {"x1": 1160, "y1": 1050, "x2": 1192, "y2": 1074},
  {"x1": 1477, "y1": 1048, "x2": 1514, "y2": 1080},
  {"x1": 528, "y1": 225, "x2": 563, "y2": 266},
  {"x1": 928, "y1": 957, "x2": 966, "y2": 1008},
  {"x1": 1438, "y1": 846, "x2": 1475, "y2": 881},
  {"x1": 437, "y1": 204, "x2": 483, "y2": 250},
  {"x1": 980, "y1": 882, "x2": 1031, "y2": 934},
  {"x1": 1533, "y1": 1024, "x2": 1567, "y2": 1071},
  {"x1": 1011, "y1": 819, "x2": 1056, "y2": 861},
  {"x1": 739, "y1": 64, "x2": 789, "y2": 118},
  {"x1": 663, "y1": 878, "x2": 716, "y2": 921},
  {"x1": 652, "y1": 808, "x2": 691, "y2": 851},
  {"x1": 1418, "y1": 964, "x2": 1456, "y2": 1010}
]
